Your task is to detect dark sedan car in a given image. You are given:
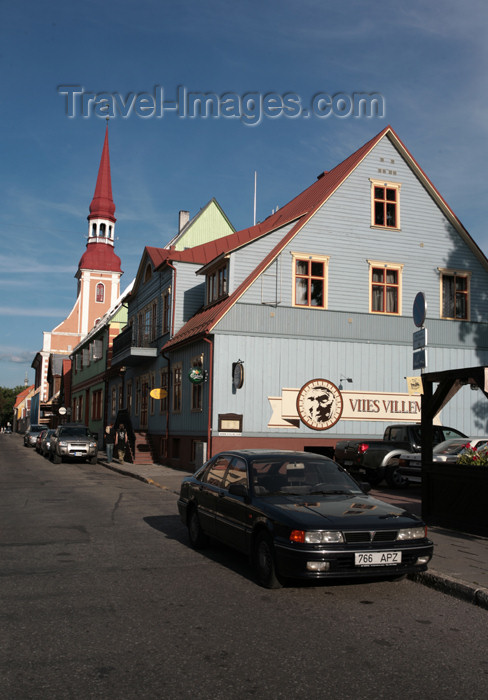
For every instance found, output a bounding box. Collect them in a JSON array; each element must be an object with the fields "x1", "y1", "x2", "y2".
[{"x1": 178, "y1": 449, "x2": 433, "y2": 588}]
